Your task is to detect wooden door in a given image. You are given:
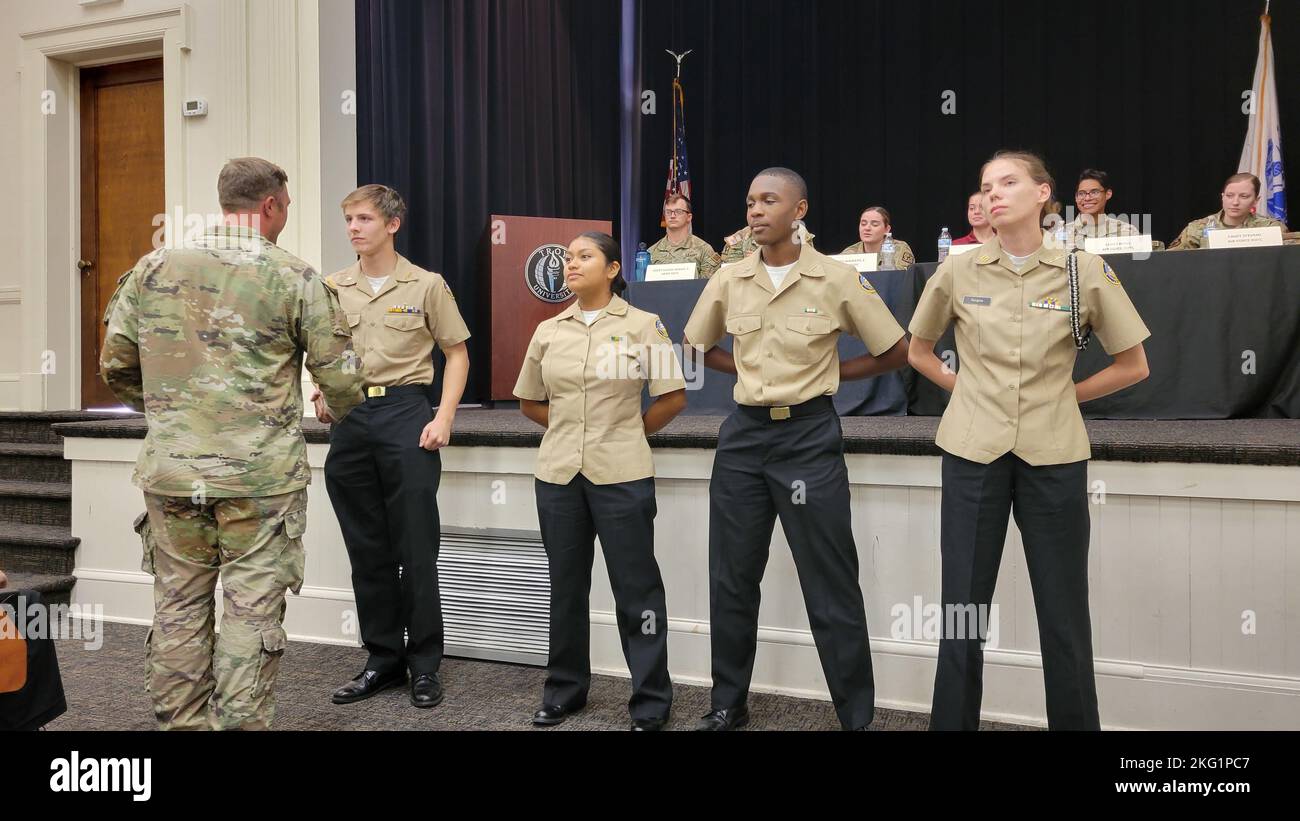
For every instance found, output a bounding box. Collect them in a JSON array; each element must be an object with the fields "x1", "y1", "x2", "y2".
[{"x1": 79, "y1": 58, "x2": 164, "y2": 409}]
